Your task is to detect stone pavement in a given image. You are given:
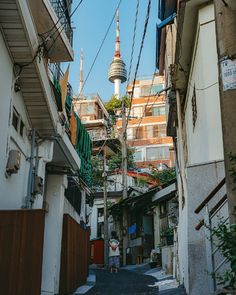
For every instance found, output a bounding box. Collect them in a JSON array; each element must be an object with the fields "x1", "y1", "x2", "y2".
[{"x1": 85, "y1": 264, "x2": 187, "y2": 295}]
